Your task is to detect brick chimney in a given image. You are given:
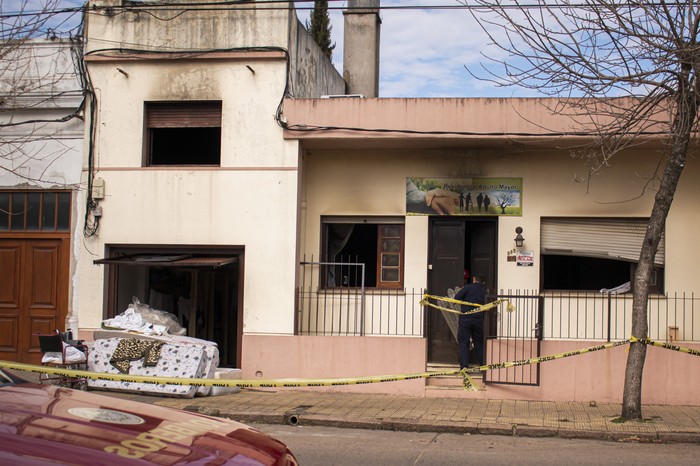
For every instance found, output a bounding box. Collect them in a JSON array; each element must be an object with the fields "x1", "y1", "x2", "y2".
[{"x1": 343, "y1": 0, "x2": 381, "y2": 97}]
